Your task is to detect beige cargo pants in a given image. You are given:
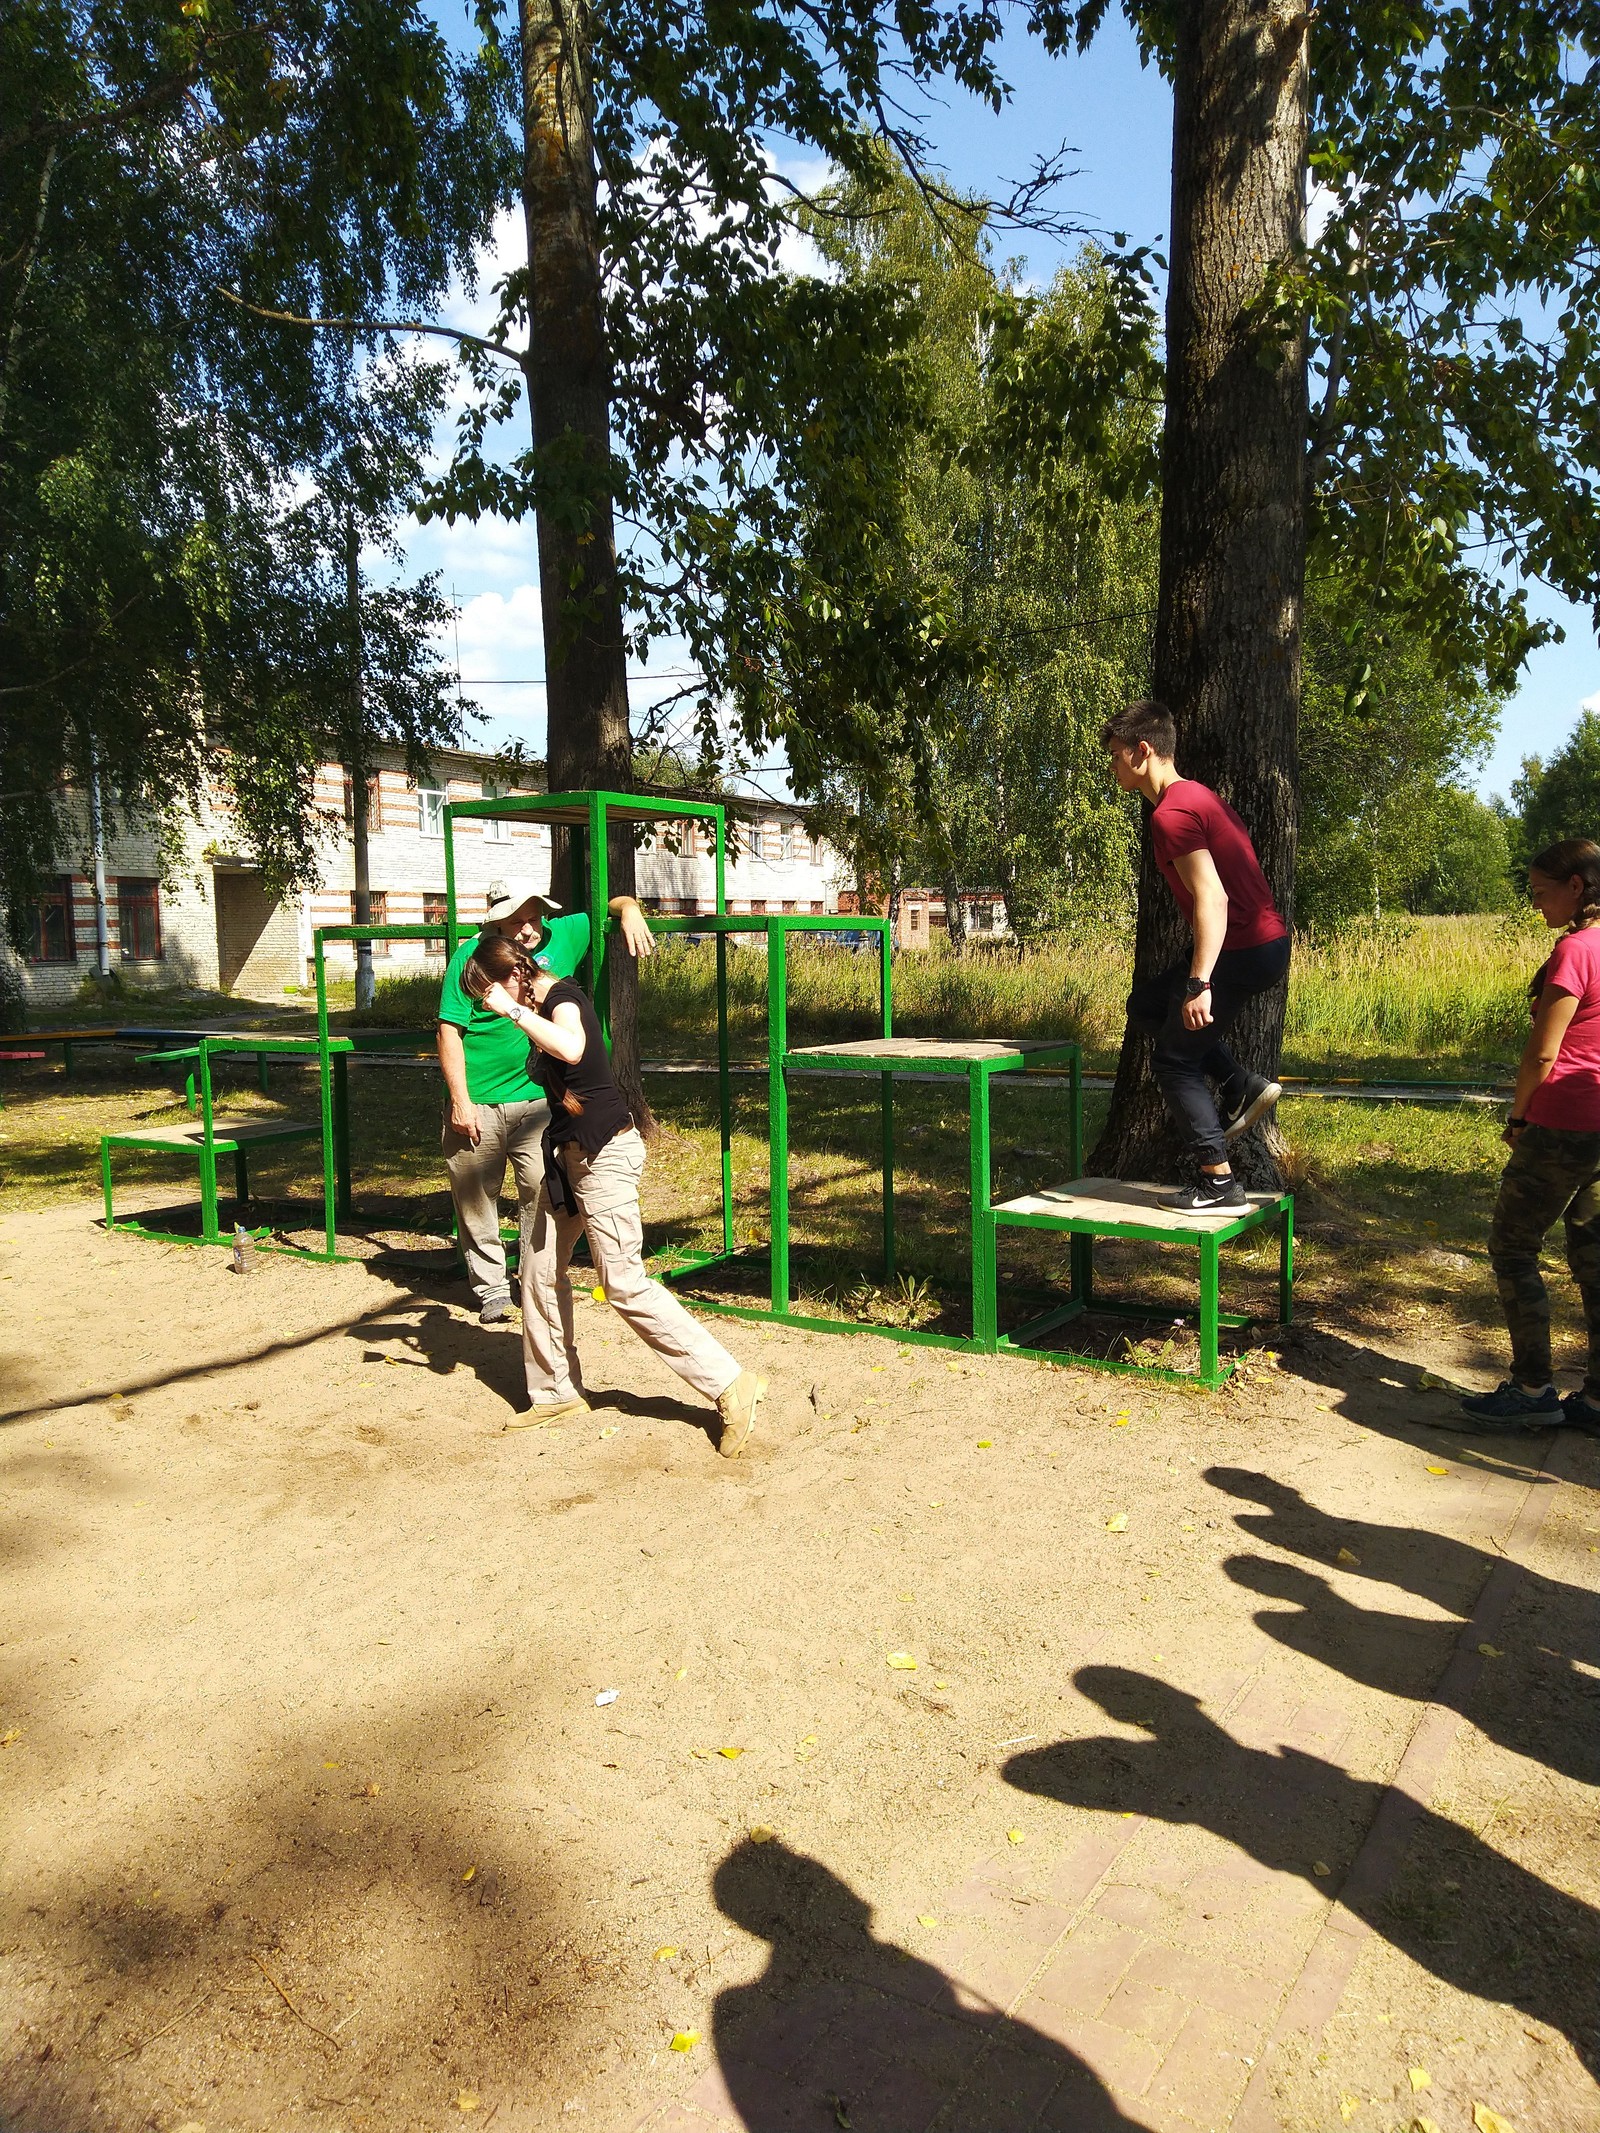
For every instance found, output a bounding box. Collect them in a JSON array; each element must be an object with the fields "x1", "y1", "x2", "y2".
[
  {"x1": 442, "y1": 1097, "x2": 547, "y2": 1307},
  {"x1": 522, "y1": 1126, "x2": 740, "y2": 1406}
]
